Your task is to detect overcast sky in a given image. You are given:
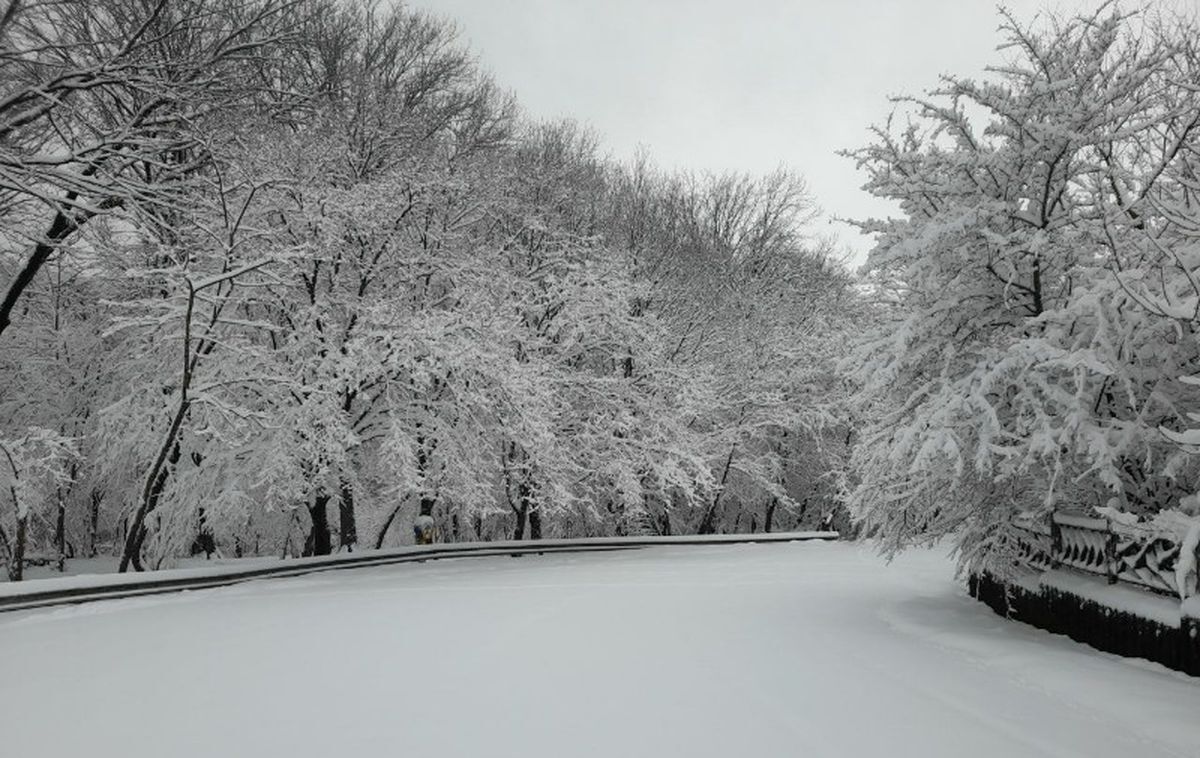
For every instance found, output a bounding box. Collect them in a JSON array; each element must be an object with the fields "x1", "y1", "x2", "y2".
[{"x1": 408, "y1": 0, "x2": 1104, "y2": 265}]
